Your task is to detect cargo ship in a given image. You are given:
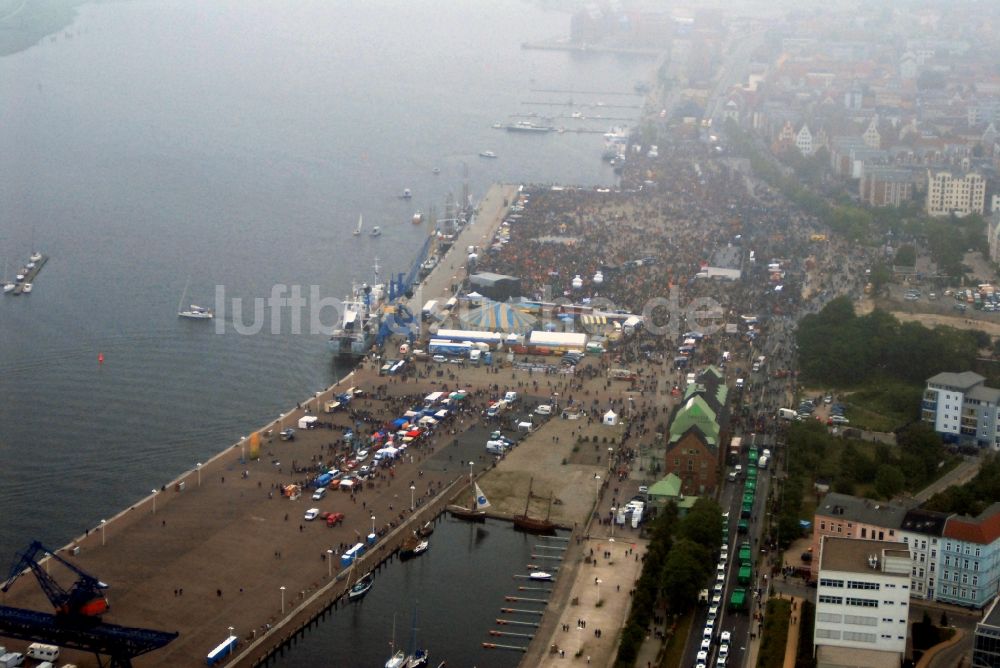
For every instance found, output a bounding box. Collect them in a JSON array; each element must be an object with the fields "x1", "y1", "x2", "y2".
[{"x1": 328, "y1": 260, "x2": 386, "y2": 357}]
